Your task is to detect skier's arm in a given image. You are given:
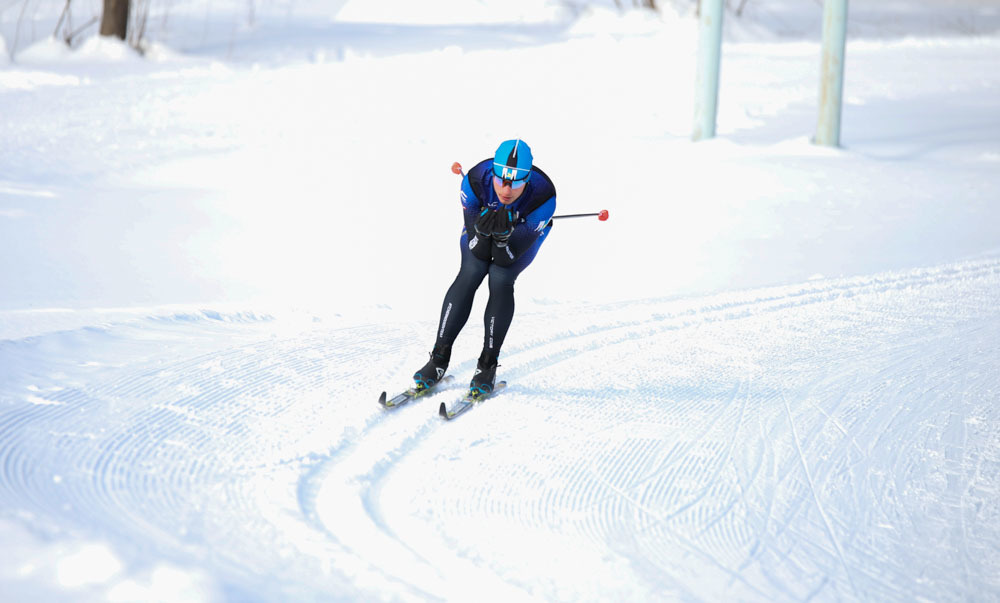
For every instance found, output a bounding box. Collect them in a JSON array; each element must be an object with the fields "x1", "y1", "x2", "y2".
[
  {"x1": 460, "y1": 174, "x2": 493, "y2": 261},
  {"x1": 491, "y1": 195, "x2": 556, "y2": 267}
]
